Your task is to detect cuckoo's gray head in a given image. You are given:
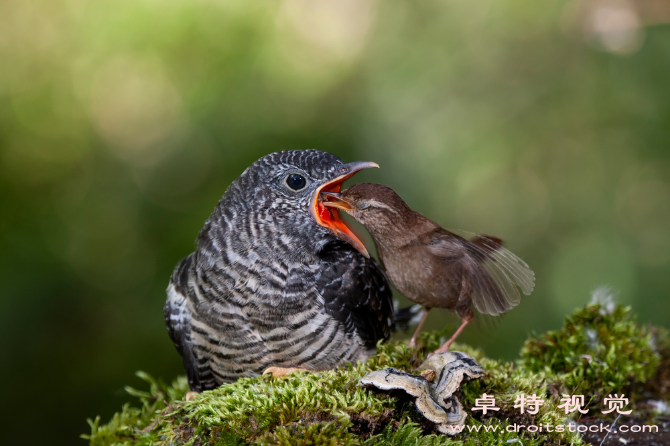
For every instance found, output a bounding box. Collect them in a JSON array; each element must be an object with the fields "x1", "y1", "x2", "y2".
[{"x1": 200, "y1": 150, "x2": 378, "y2": 260}]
